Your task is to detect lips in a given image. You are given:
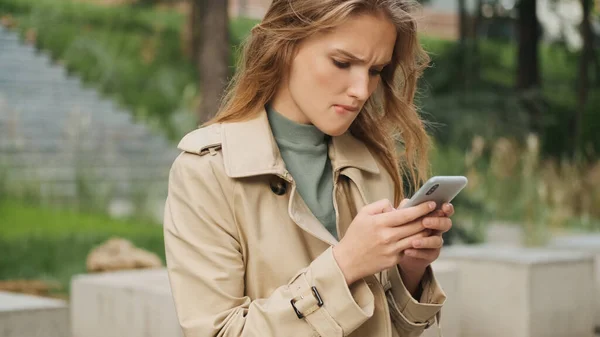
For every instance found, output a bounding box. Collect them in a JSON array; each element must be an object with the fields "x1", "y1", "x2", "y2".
[{"x1": 334, "y1": 104, "x2": 359, "y2": 113}]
